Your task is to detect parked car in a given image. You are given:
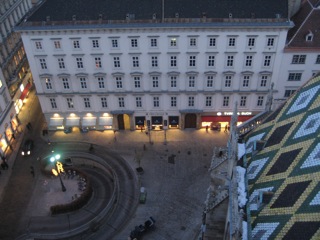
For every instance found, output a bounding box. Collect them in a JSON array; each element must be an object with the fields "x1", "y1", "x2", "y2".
[
  {"x1": 64, "y1": 127, "x2": 72, "y2": 134},
  {"x1": 80, "y1": 127, "x2": 89, "y2": 133},
  {"x1": 61, "y1": 157, "x2": 73, "y2": 167},
  {"x1": 129, "y1": 217, "x2": 155, "y2": 240},
  {"x1": 21, "y1": 139, "x2": 34, "y2": 156}
]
